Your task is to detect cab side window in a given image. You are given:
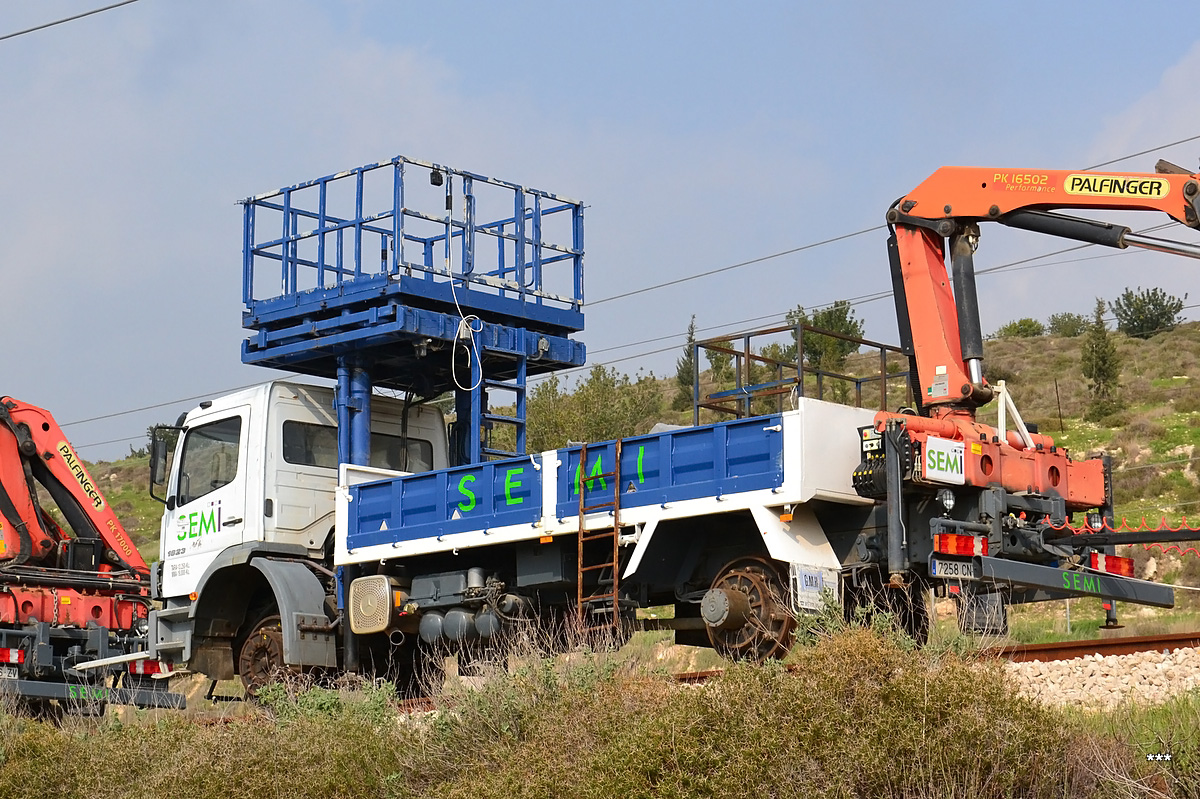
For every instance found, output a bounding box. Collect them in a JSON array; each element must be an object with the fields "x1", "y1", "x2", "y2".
[
  {"x1": 281, "y1": 420, "x2": 432, "y2": 472},
  {"x1": 282, "y1": 421, "x2": 338, "y2": 469},
  {"x1": 177, "y1": 417, "x2": 242, "y2": 505}
]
